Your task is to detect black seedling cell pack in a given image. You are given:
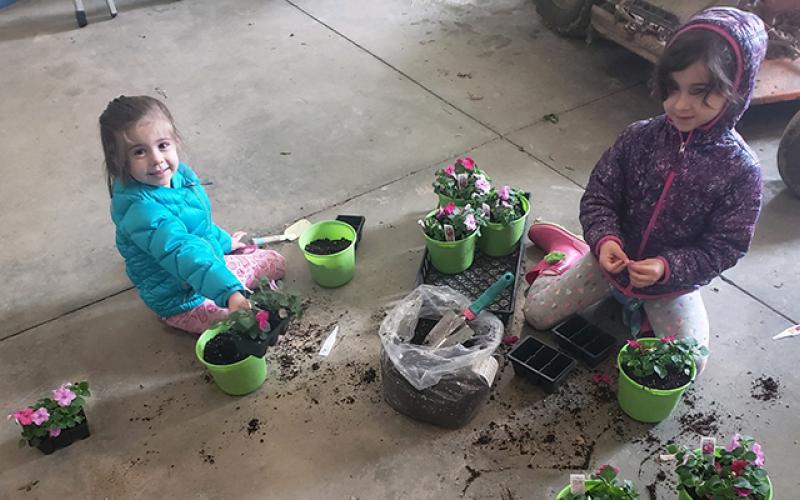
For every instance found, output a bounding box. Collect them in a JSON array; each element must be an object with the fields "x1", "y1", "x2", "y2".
[
  {"x1": 551, "y1": 315, "x2": 617, "y2": 368},
  {"x1": 336, "y1": 215, "x2": 366, "y2": 249},
  {"x1": 507, "y1": 337, "x2": 576, "y2": 393}
]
